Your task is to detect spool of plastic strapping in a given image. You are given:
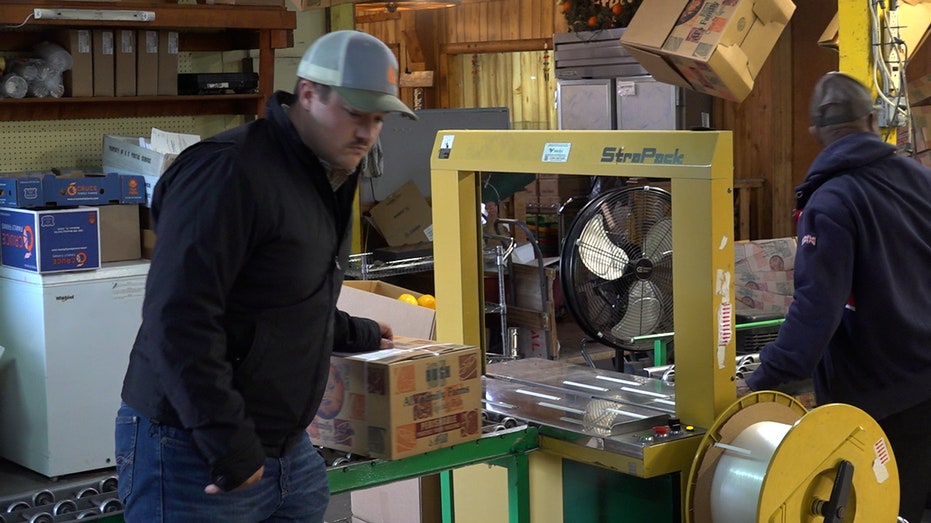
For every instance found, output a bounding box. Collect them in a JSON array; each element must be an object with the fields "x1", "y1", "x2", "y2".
[
  {"x1": 686, "y1": 392, "x2": 902, "y2": 523},
  {"x1": 710, "y1": 421, "x2": 792, "y2": 523}
]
